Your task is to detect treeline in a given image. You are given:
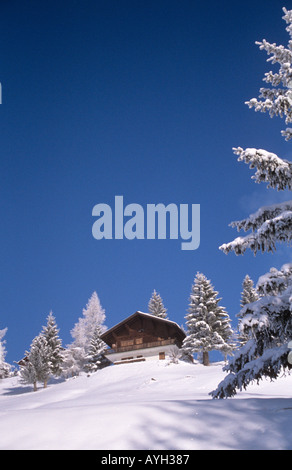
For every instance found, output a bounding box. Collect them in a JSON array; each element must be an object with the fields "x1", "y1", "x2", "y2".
[{"x1": 0, "y1": 272, "x2": 262, "y2": 391}]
